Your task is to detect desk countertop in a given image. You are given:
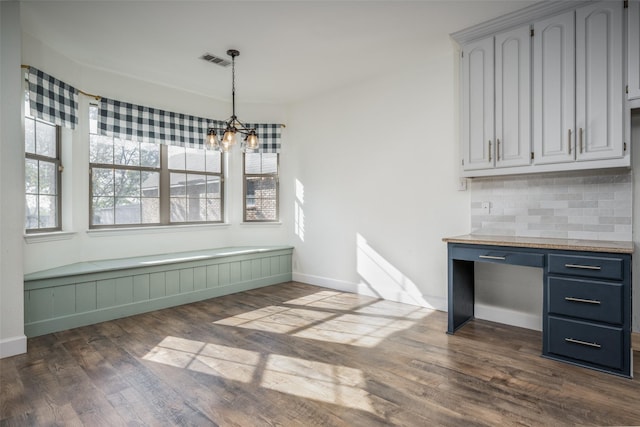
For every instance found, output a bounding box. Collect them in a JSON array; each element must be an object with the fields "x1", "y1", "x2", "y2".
[{"x1": 442, "y1": 234, "x2": 634, "y2": 254}]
